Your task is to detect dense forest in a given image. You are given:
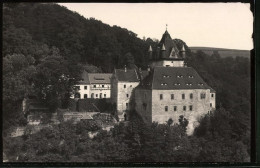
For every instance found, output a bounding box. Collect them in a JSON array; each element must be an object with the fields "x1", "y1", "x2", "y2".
[{"x1": 3, "y1": 3, "x2": 251, "y2": 162}]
